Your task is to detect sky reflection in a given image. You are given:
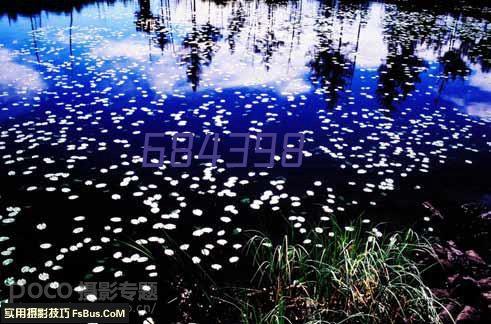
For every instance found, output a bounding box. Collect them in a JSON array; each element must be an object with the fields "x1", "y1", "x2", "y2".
[
  {"x1": 0, "y1": 3, "x2": 490, "y2": 320},
  {"x1": 0, "y1": 47, "x2": 44, "y2": 91}
]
